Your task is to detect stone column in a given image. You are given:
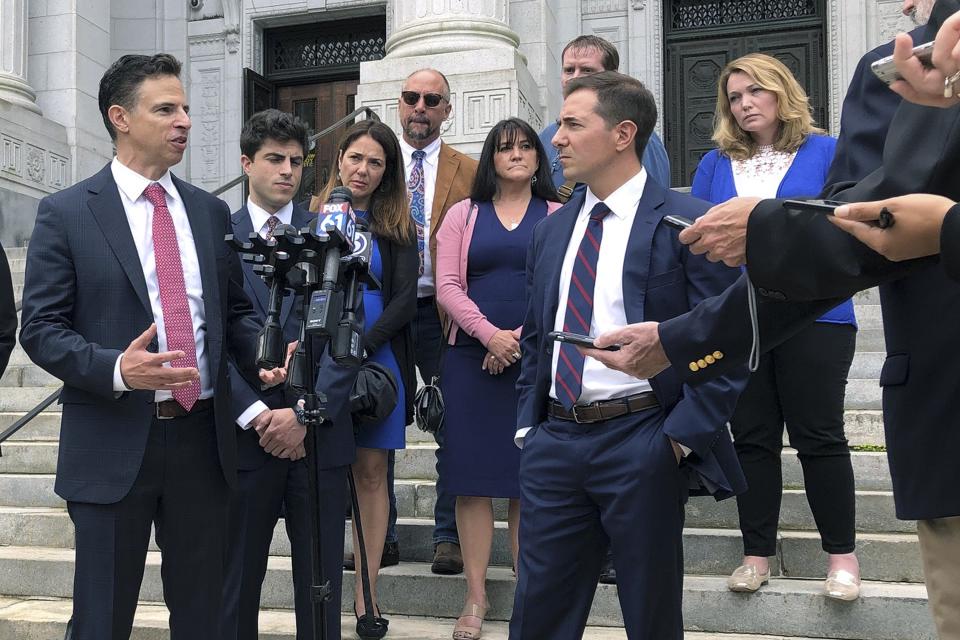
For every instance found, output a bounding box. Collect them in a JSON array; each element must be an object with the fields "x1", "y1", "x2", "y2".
[
  {"x1": 0, "y1": 0, "x2": 41, "y2": 114},
  {"x1": 358, "y1": 0, "x2": 543, "y2": 156}
]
